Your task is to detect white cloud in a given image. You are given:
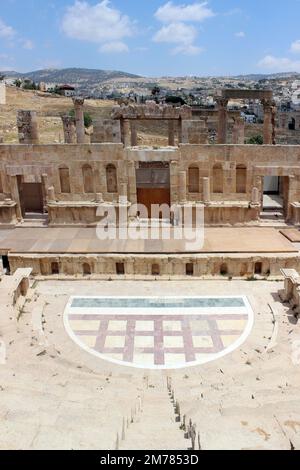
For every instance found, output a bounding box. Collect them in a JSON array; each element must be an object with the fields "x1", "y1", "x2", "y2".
[
  {"x1": 172, "y1": 44, "x2": 203, "y2": 55},
  {"x1": 153, "y1": 2, "x2": 214, "y2": 56},
  {"x1": 0, "y1": 18, "x2": 15, "y2": 39},
  {"x1": 99, "y1": 41, "x2": 128, "y2": 53},
  {"x1": 291, "y1": 39, "x2": 300, "y2": 54},
  {"x1": 155, "y1": 1, "x2": 214, "y2": 23},
  {"x1": 153, "y1": 22, "x2": 203, "y2": 56},
  {"x1": 235, "y1": 31, "x2": 245, "y2": 38},
  {"x1": 258, "y1": 55, "x2": 300, "y2": 72},
  {"x1": 62, "y1": 0, "x2": 134, "y2": 52},
  {"x1": 23, "y1": 39, "x2": 34, "y2": 50},
  {"x1": 154, "y1": 22, "x2": 197, "y2": 45}
]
